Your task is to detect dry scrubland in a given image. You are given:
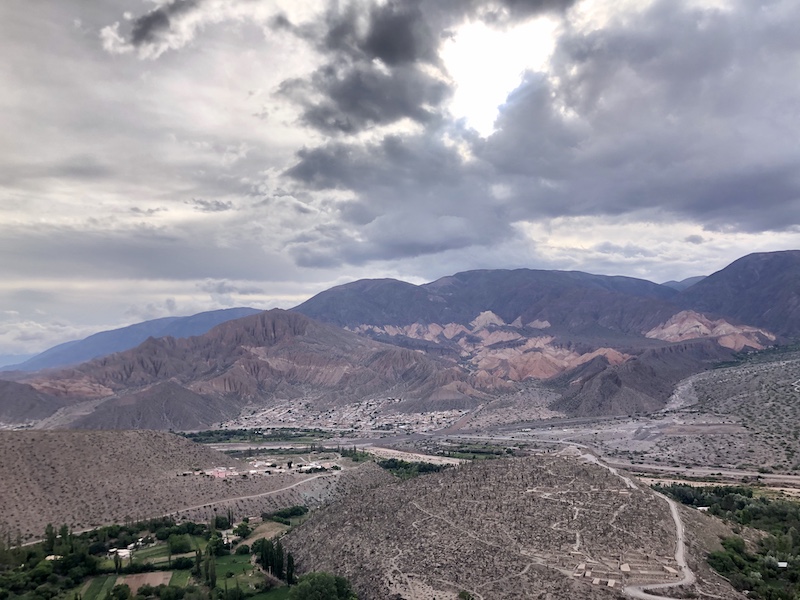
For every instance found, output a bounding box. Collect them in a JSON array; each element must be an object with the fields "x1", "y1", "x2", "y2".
[
  {"x1": 688, "y1": 353, "x2": 800, "y2": 469},
  {"x1": 529, "y1": 351, "x2": 800, "y2": 474},
  {"x1": 646, "y1": 353, "x2": 800, "y2": 471},
  {"x1": 285, "y1": 453, "x2": 716, "y2": 600},
  {"x1": 0, "y1": 430, "x2": 350, "y2": 540}
]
